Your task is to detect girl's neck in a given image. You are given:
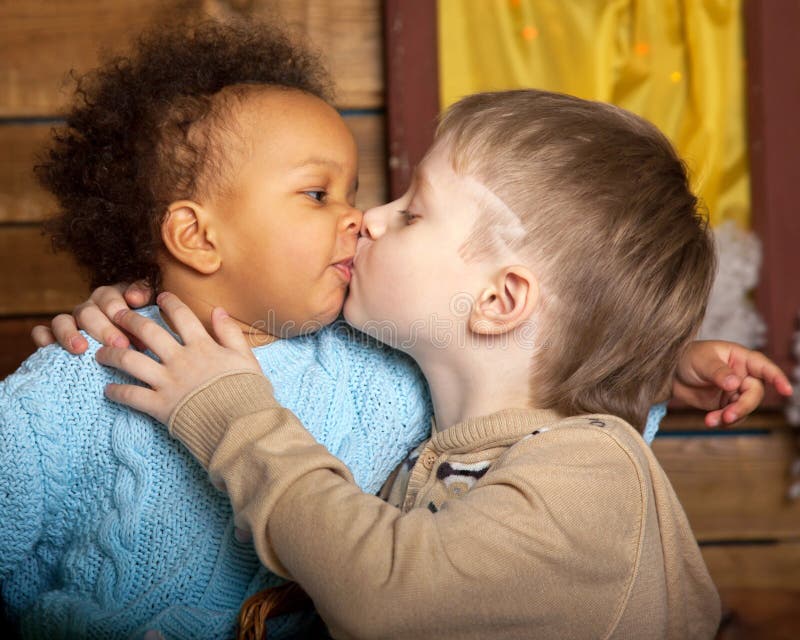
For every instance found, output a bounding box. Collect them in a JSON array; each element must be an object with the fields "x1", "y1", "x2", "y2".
[{"x1": 157, "y1": 272, "x2": 280, "y2": 346}]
